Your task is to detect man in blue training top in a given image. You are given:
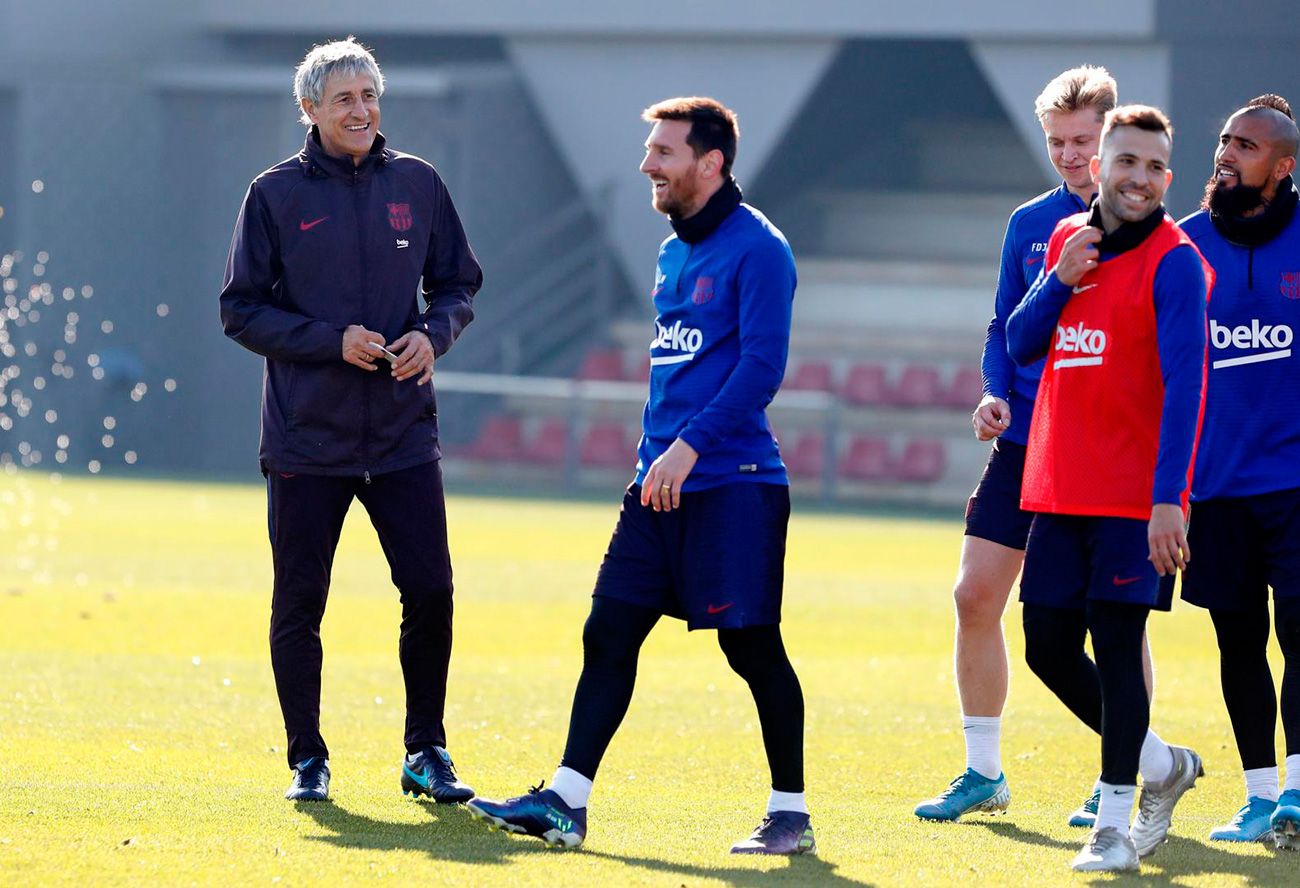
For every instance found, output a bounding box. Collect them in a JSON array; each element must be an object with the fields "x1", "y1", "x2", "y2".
[
  {"x1": 467, "y1": 97, "x2": 812, "y2": 855},
  {"x1": 1179, "y1": 94, "x2": 1300, "y2": 849},
  {"x1": 916, "y1": 65, "x2": 1157, "y2": 827}
]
